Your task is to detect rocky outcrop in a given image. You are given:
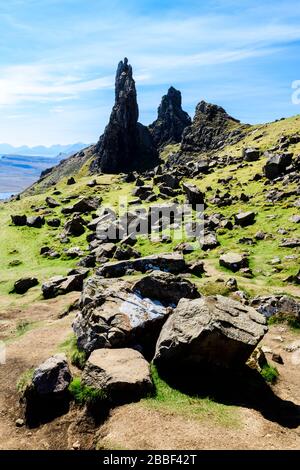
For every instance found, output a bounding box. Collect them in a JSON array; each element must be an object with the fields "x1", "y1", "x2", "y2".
[
  {"x1": 149, "y1": 87, "x2": 191, "y2": 148},
  {"x1": 82, "y1": 348, "x2": 153, "y2": 404},
  {"x1": 154, "y1": 295, "x2": 268, "y2": 370},
  {"x1": 73, "y1": 277, "x2": 170, "y2": 355},
  {"x1": 91, "y1": 58, "x2": 158, "y2": 173},
  {"x1": 181, "y1": 101, "x2": 241, "y2": 153}
]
